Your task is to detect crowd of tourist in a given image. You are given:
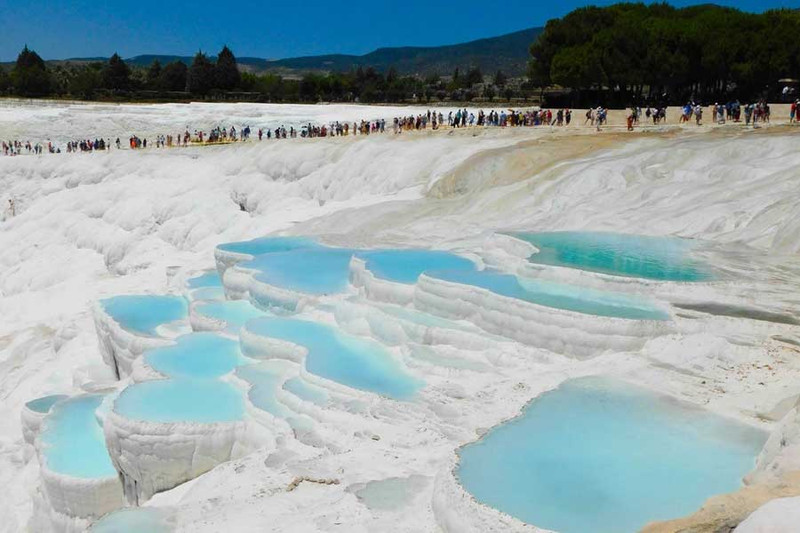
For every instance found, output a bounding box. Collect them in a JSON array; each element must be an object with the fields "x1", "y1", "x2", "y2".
[
  {"x1": 2, "y1": 140, "x2": 55, "y2": 155},
  {"x1": 1, "y1": 102, "x2": 797, "y2": 158},
  {"x1": 674, "y1": 100, "x2": 774, "y2": 126}
]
